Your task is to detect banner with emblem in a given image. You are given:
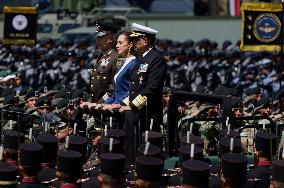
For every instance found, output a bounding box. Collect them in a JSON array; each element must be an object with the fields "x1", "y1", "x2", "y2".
[
  {"x1": 240, "y1": 3, "x2": 283, "y2": 52},
  {"x1": 3, "y1": 6, "x2": 38, "y2": 45}
]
